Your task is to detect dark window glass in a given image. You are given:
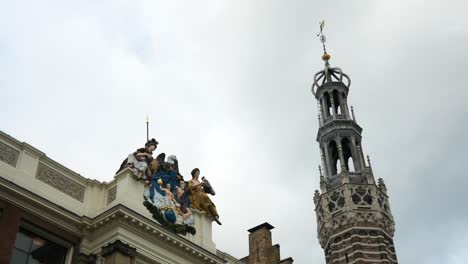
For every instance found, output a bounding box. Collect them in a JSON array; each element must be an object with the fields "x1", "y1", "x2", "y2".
[
  {"x1": 28, "y1": 256, "x2": 41, "y2": 264},
  {"x1": 10, "y1": 228, "x2": 67, "y2": 264},
  {"x1": 14, "y1": 232, "x2": 31, "y2": 252},
  {"x1": 10, "y1": 250, "x2": 28, "y2": 264}
]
